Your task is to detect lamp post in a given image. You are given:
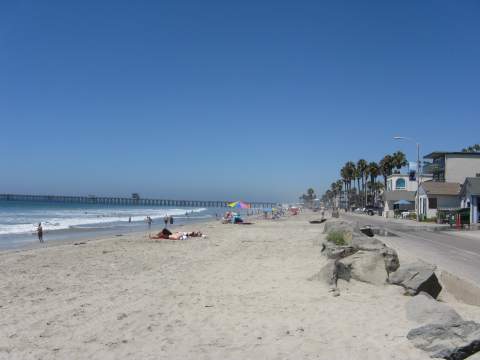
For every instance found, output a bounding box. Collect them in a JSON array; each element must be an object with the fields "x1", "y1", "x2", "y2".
[{"x1": 393, "y1": 136, "x2": 421, "y2": 222}]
